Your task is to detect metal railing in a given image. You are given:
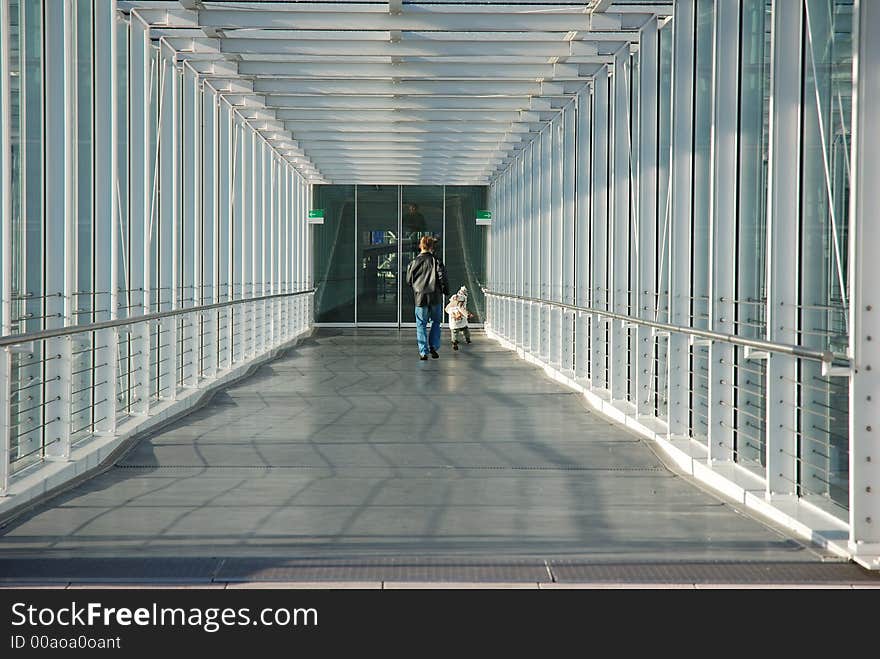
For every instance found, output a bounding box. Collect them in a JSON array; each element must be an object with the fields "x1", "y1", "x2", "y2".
[
  {"x1": 481, "y1": 288, "x2": 848, "y2": 366},
  {"x1": 483, "y1": 286, "x2": 853, "y2": 515},
  {"x1": 0, "y1": 288, "x2": 314, "y2": 494}
]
